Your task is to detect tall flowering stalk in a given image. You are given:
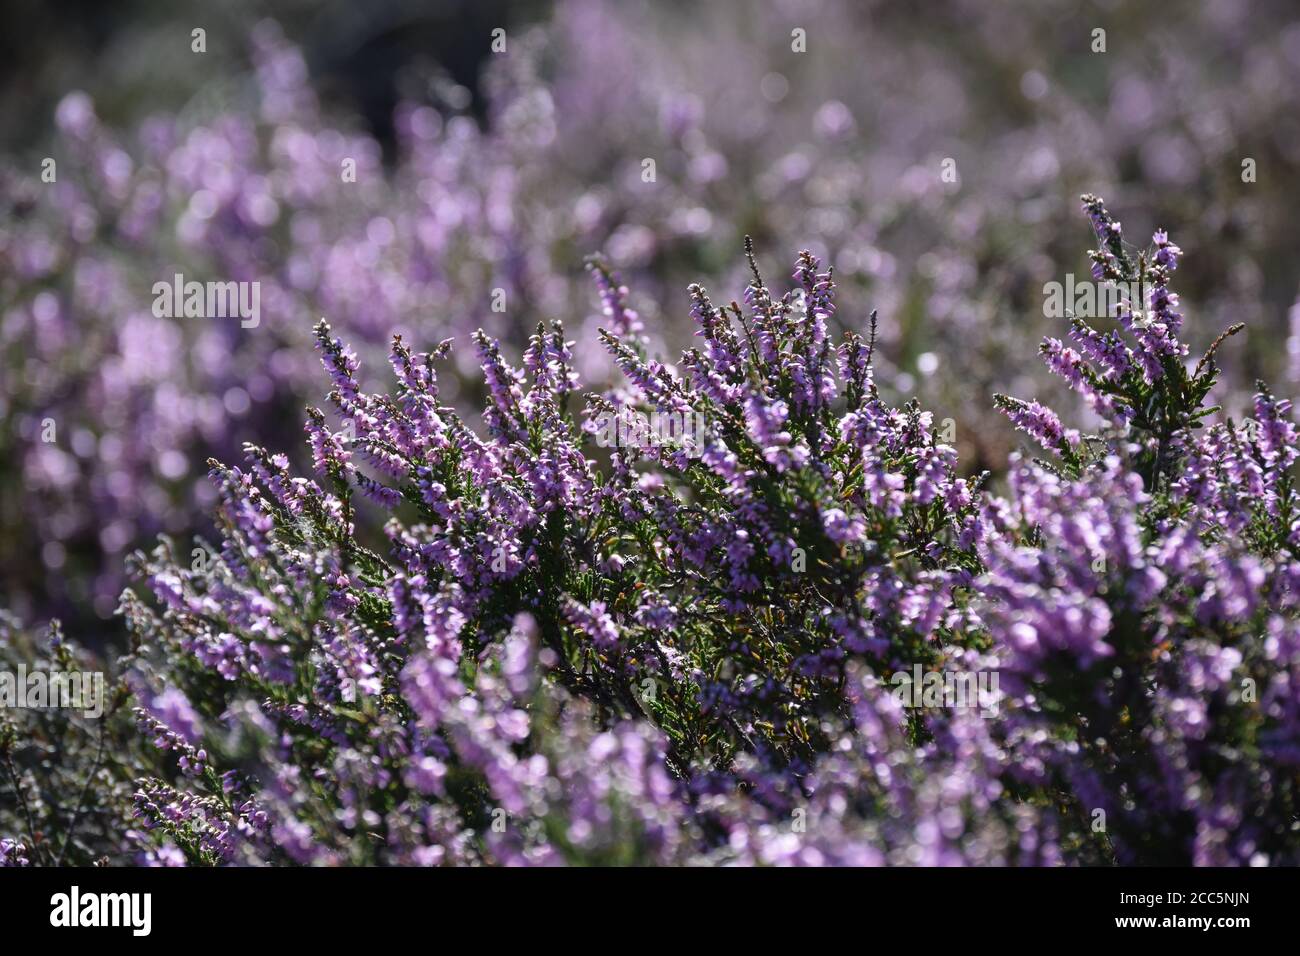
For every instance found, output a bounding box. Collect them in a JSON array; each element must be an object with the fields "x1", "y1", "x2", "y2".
[{"x1": 999, "y1": 195, "x2": 1241, "y2": 493}]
